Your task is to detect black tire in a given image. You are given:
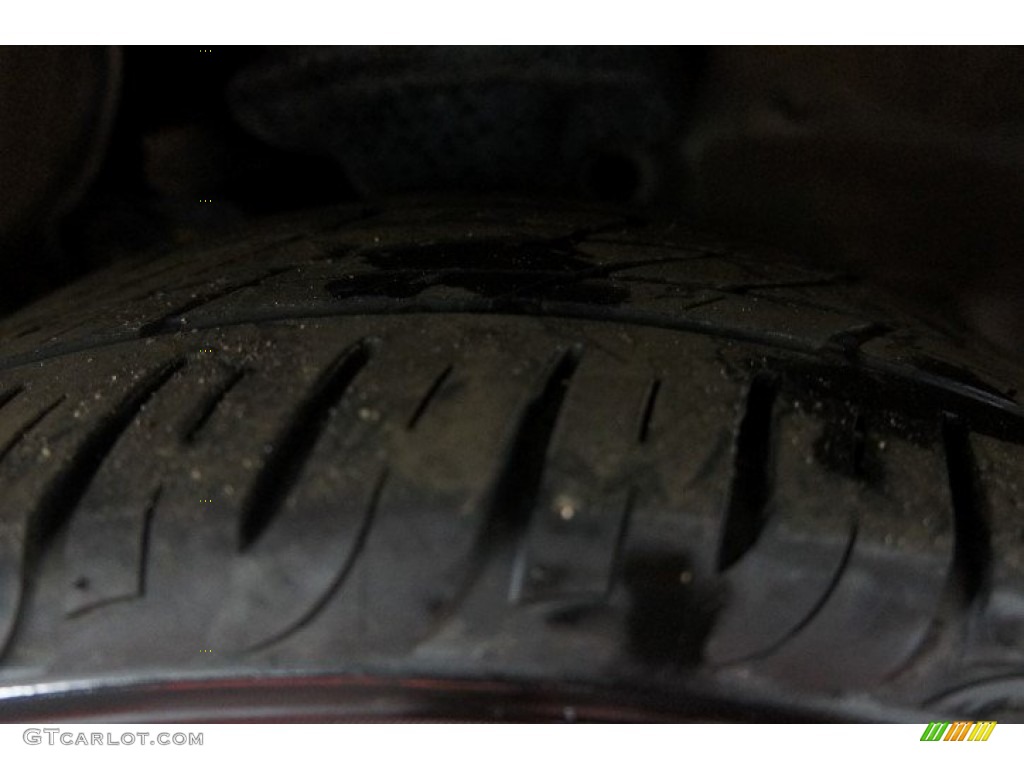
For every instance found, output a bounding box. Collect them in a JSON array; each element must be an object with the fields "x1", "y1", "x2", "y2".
[{"x1": 0, "y1": 200, "x2": 1022, "y2": 722}]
